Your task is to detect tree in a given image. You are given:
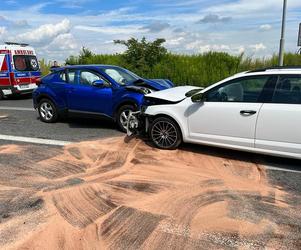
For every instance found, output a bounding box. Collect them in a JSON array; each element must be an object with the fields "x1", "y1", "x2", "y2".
[
  {"x1": 65, "y1": 47, "x2": 94, "y2": 65},
  {"x1": 114, "y1": 37, "x2": 167, "y2": 72},
  {"x1": 78, "y1": 47, "x2": 93, "y2": 64}
]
